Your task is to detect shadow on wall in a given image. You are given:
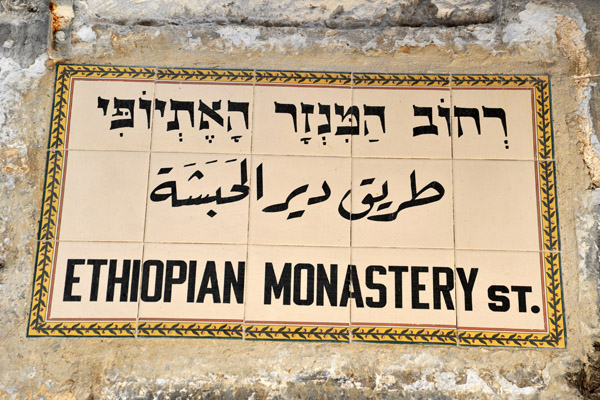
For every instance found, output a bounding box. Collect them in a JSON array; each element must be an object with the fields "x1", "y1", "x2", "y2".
[{"x1": 569, "y1": 342, "x2": 600, "y2": 399}]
